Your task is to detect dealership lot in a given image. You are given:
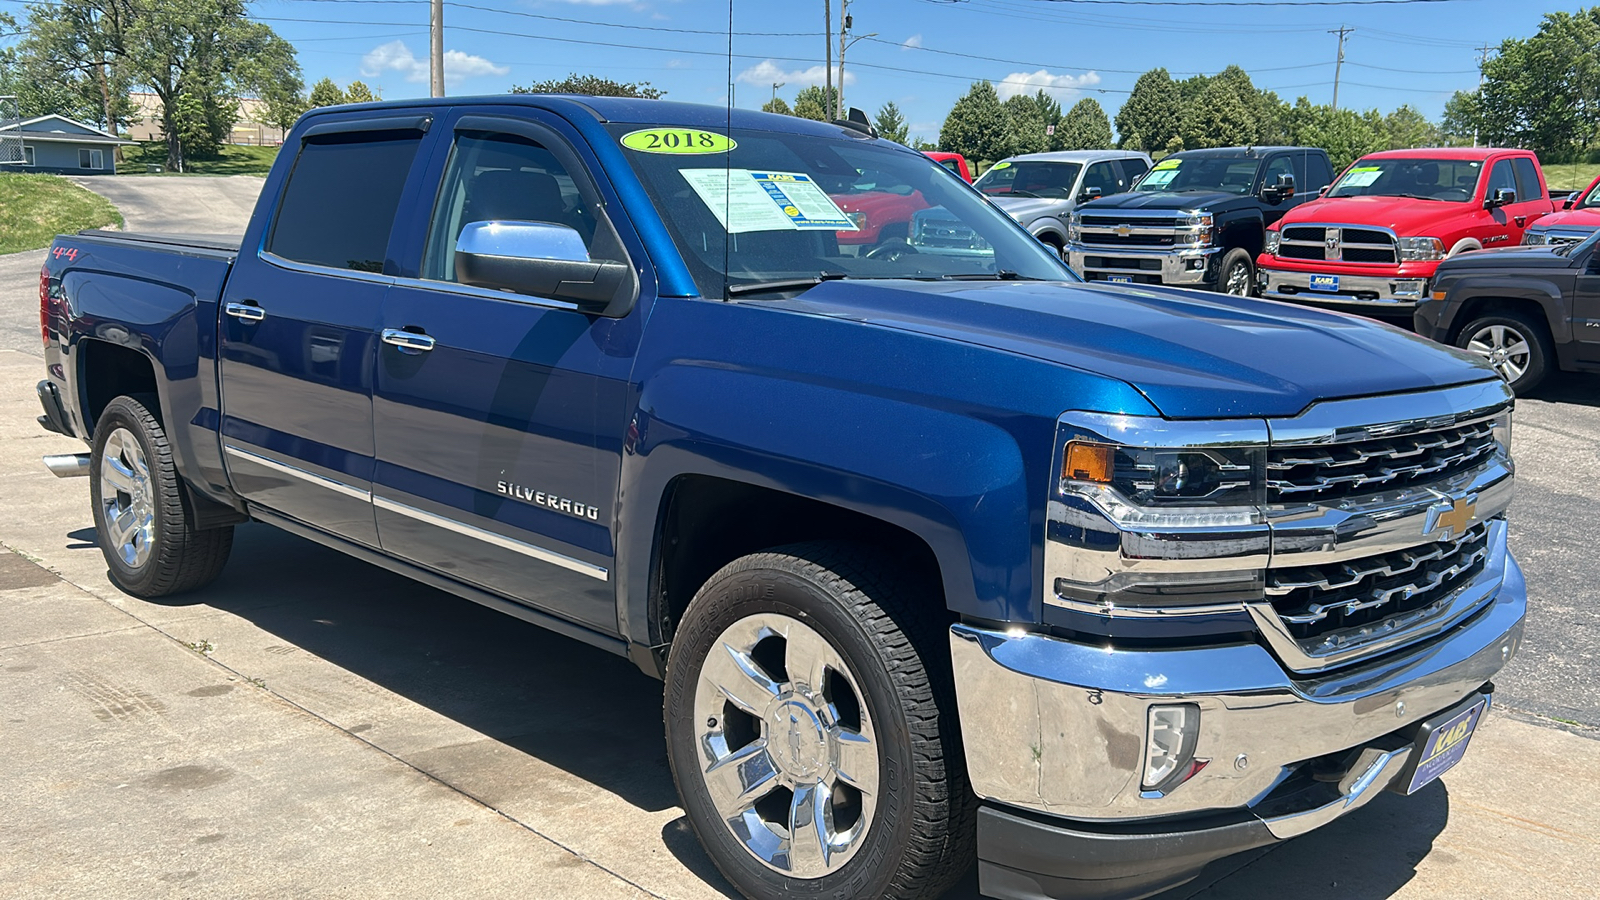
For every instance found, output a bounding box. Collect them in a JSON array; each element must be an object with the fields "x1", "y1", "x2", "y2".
[{"x1": 1, "y1": 176, "x2": 1596, "y2": 897}]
